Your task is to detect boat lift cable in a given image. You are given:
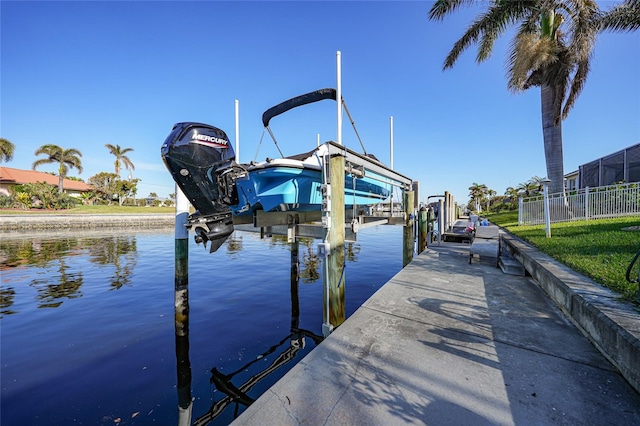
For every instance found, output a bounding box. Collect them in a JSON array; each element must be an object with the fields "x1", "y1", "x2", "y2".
[
  {"x1": 265, "y1": 126, "x2": 284, "y2": 158},
  {"x1": 253, "y1": 128, "x2": 267, "y2": 163},
  {"x1": 342, "y1": 100, "x2": 368, "y2": 156}
]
